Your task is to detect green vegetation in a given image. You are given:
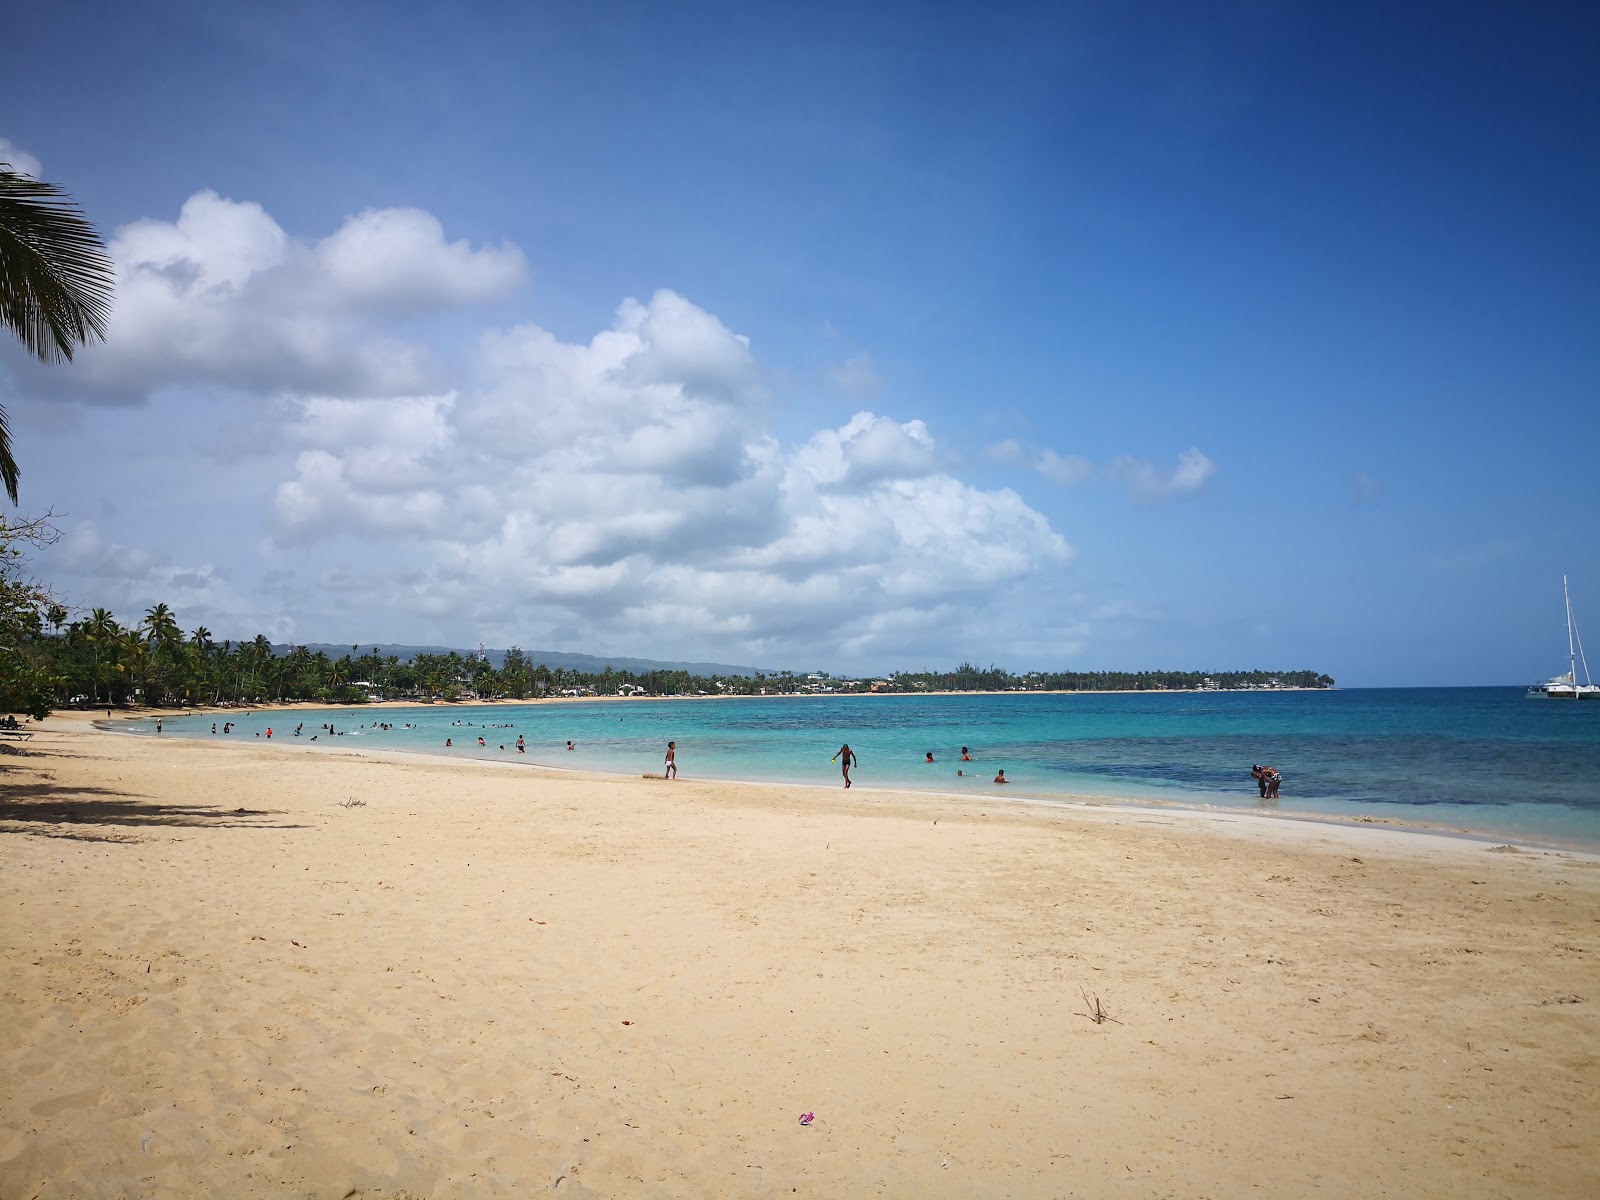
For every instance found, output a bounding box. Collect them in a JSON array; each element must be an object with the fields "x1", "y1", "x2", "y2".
[
  {"x1": 894, "y1": 663, "x2": 1335, "y2": 693},
  {"x1": 0, "y1": 546, "x2": 1335, "y2": 712},
  {"x1": 0, "y1": 164, "x2": 115, "y2": 503}
]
